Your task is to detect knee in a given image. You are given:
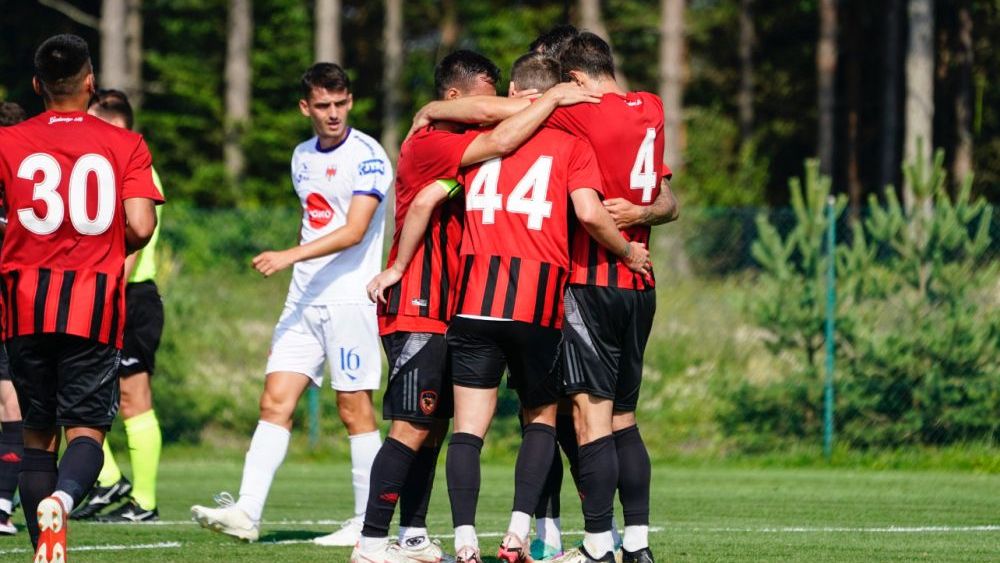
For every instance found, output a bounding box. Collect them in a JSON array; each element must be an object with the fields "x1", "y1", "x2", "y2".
[
  {"x1": 337, "y1": 391, "x2": 375, "y2": 432},
  {"x1": 388, "y1": 420, "x2": 431, "y2": 450},
  {"x1": 259, "y1": 388, "x2": 296, "y2": 427},
  {"x1": 612, "y1": 411, "x2": 637, "y2": 432}
]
